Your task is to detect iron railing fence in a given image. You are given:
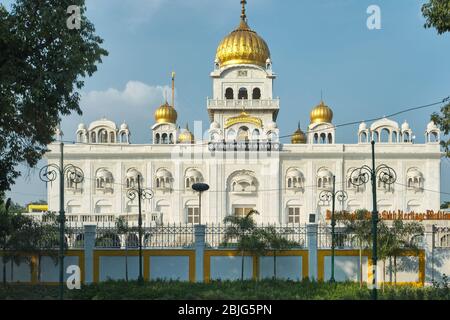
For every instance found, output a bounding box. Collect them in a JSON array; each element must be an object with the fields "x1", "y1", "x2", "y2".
[
  {"x1": 318, "y1": 224, "x2": 427, "y2": 249},
  {"x1": 433, "y1": 226, "x2": 450, "y2": 248},
  {"x1": 318, "y1": 224, "x2": 360, "y2": 249},
  {"x1": 205, "y1": 223, "x2": 308, "y2": 249},
  {"x1": 94, "y1": 223, "x2": 195, "y2": 249}
]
